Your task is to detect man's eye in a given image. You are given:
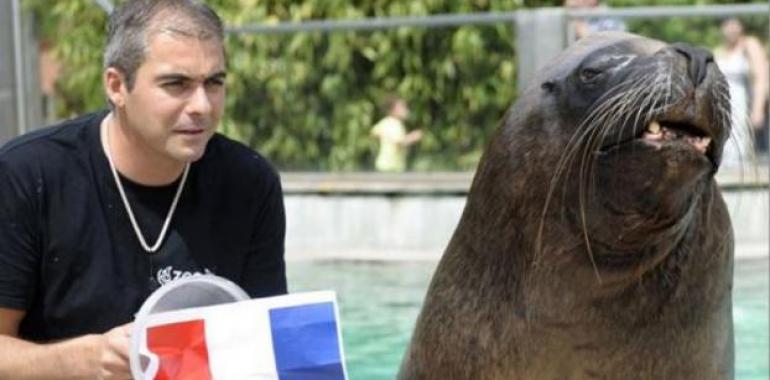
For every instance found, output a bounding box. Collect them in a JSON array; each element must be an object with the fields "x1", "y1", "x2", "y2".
[
  {"x1": 162, "y1": 81, "x2": 187, "y2": 89},
  {"x1": 205, "y1": 79, "x2": 225, "y2": 87}
]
